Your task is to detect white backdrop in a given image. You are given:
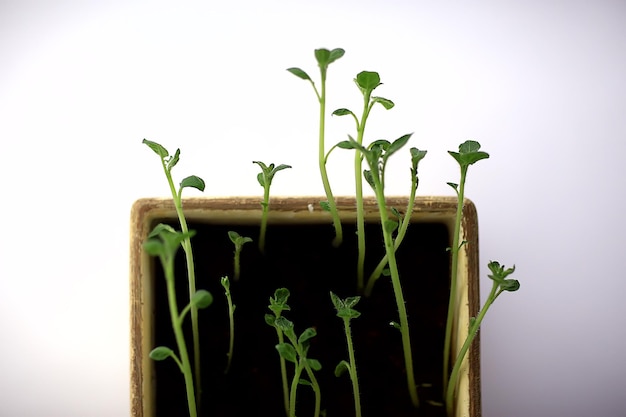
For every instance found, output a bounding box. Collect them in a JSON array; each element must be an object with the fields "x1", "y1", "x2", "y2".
[{"x1": 1, "y1": 1, "x2": 625, "y2": 416}]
